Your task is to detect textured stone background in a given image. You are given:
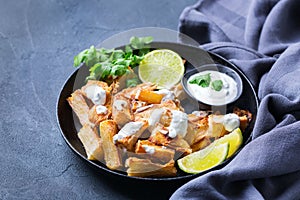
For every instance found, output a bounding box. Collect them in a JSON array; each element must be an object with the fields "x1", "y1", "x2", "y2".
[{"x1": 0, "y1": 0, "x2": 196, "y2": 199}]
